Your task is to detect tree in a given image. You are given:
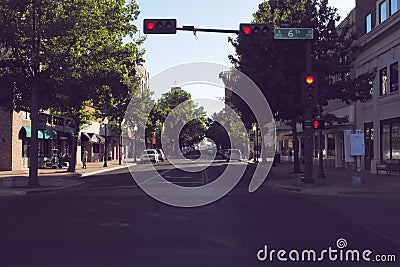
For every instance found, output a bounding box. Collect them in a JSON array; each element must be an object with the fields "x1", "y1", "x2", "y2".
[
  {"x1": 149, "y1": 89, "x2": 207, "y2": 152},
  {"x1": 0, "y1": 0, "x2": 141, "y2": 180},
  {"x1": 228, "y1": 0, "x2": 375, "y2": 173},
  {"x1": 206, "y1": 107, "x2": 247, "y2": 151},
  {"x1": 96, "y1": 71, "x2": 154, "y2": 165},
  {"x1": 43, "y1": 0, "x2": 141, "y2": 173}
]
